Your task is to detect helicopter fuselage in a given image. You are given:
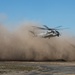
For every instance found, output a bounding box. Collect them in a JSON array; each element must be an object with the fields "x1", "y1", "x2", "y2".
[{"x1": 35, "y1": 30, "x2": 59, "y2": 38}]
